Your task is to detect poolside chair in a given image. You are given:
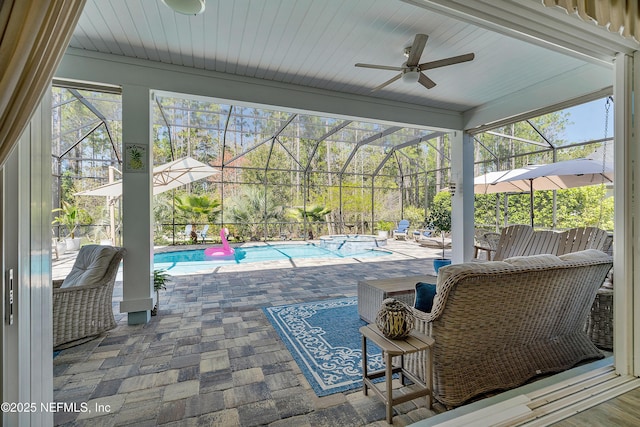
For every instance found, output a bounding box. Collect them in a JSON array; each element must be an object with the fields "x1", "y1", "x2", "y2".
[
  {"x1": 53, "y1": 245, "x2": 126, "y2": 349},
  {"x1": 413, "y1": 228, "x2": 433, "y2": 242},
  {"x1": 393, "y1": 219, "x2": 410, "y2": 240},
  {"x1": 184, "y1": 224, "x2": 196, "y2": 243},
  {"x1": 199, "y1": 224, "x2": 209, "y2": 243}
]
